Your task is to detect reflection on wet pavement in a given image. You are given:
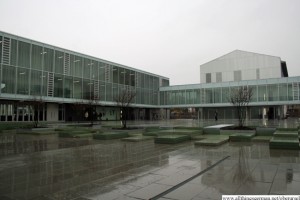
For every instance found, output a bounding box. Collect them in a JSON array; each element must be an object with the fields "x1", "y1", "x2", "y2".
[{"x1": 0, "y1": 120, "x2": 299, "y2": 199}]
